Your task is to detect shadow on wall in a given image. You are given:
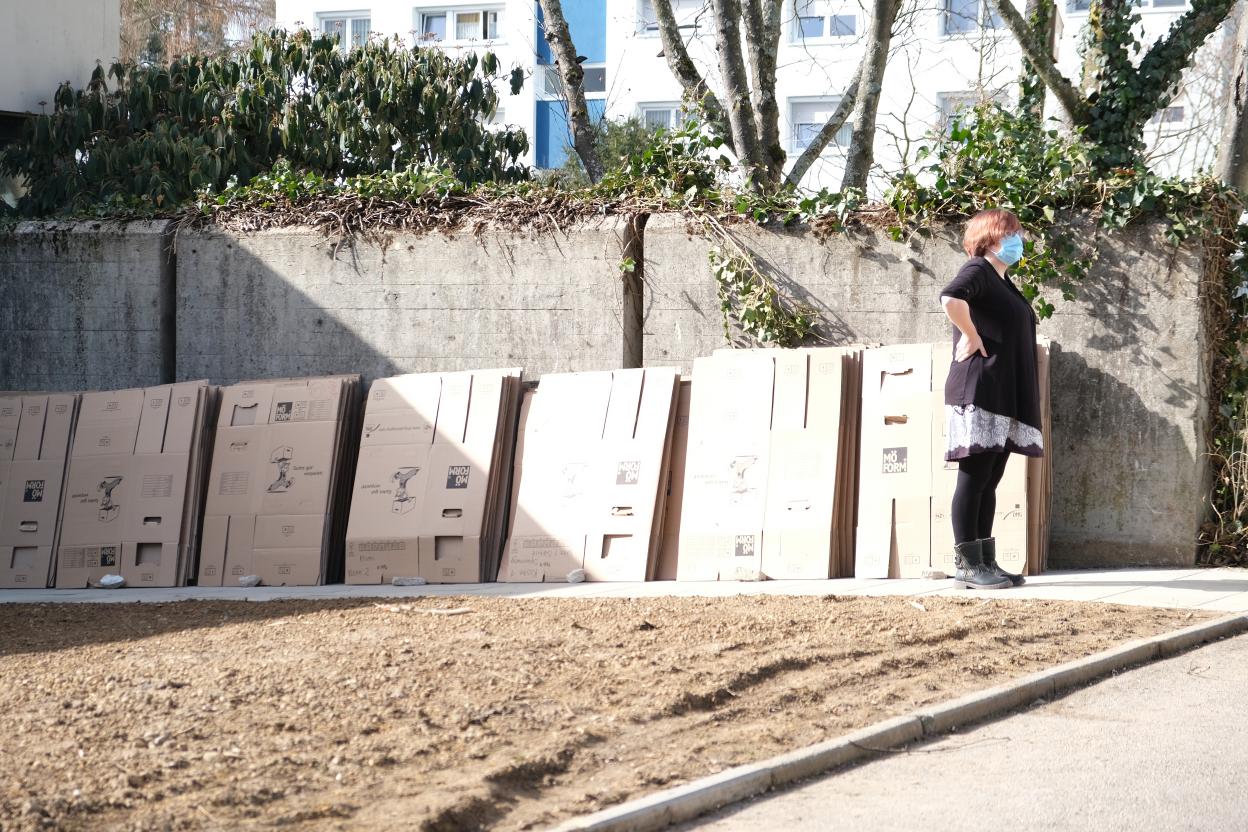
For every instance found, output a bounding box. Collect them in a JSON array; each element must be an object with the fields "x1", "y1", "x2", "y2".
[
  {"x1": 1047, "y1": 336, "x2": 1198, "y2": 568},
  {"x1": 173, "y1": 222, "x2": 632, "y2": 388}
]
